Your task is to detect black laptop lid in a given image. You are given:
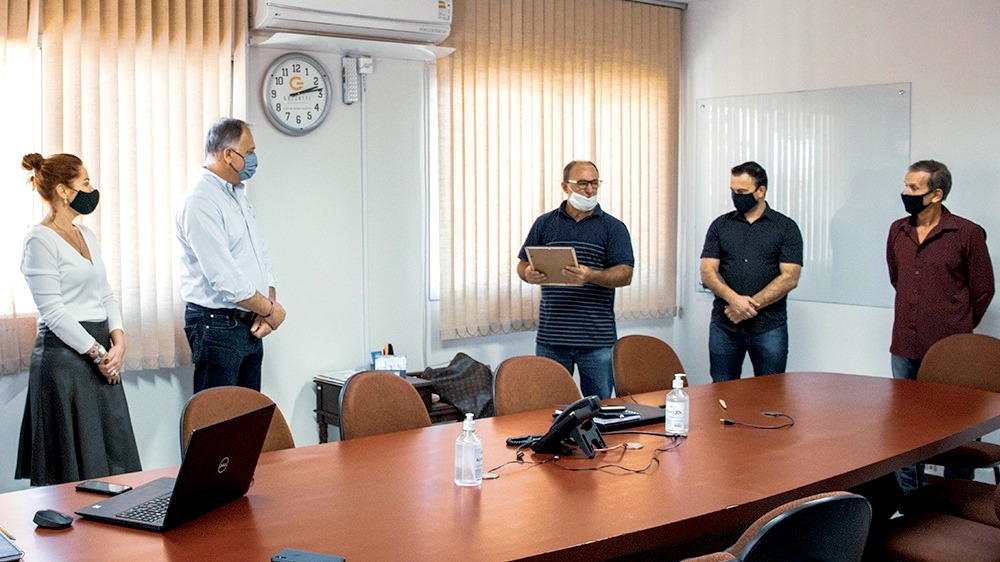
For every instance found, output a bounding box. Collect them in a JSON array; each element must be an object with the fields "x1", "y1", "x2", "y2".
[{"x1": 162, "y1": 403, "x2": 275, "y2": 529}]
